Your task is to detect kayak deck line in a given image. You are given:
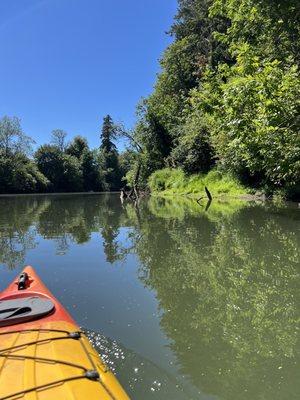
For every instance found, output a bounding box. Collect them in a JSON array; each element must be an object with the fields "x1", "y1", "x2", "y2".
[
  {"x1": 0, "y1": 328, "x2": 117, "y2": 400},
  {"x1": 0, "y1": 329, "x2": 105, "y2": 372},
  {"x1": 0, "y1": 375, "x2": 93, "y2": 400},
  {"x1": 0, "y1": 266, "x2": 130, "y2": 400},
  {"x1": 0, "y1": 329, "x2": 106, "y2": 369}
]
